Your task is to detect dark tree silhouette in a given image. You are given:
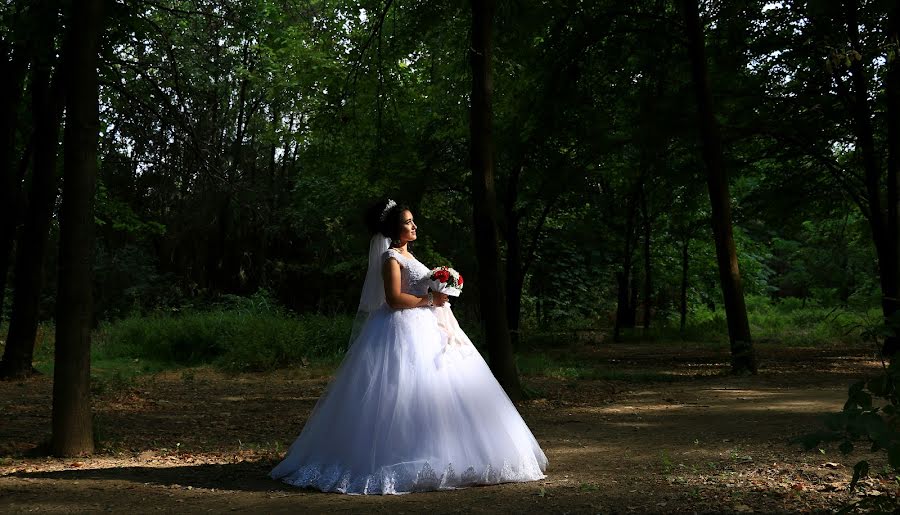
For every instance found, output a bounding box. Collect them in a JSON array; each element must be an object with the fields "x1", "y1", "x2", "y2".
[
  {"x1": 883, "y1": 0, "x2": 900, "y2": 356},
  {"x1": 0, "y1": 0, "x2": 64, "y2": 380},
  {"x1": 469, "y1": 0, "x2": 522, "y2": 400},
  {"x1": 51, "y1": 0, "x2": 105, "y2": 456},
  {"x1": 680, "y1": 0, "x2": 757, "y2": 374},
  {"x1": 0, "y1": 5, "x2": 29, "y2": 327}
]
